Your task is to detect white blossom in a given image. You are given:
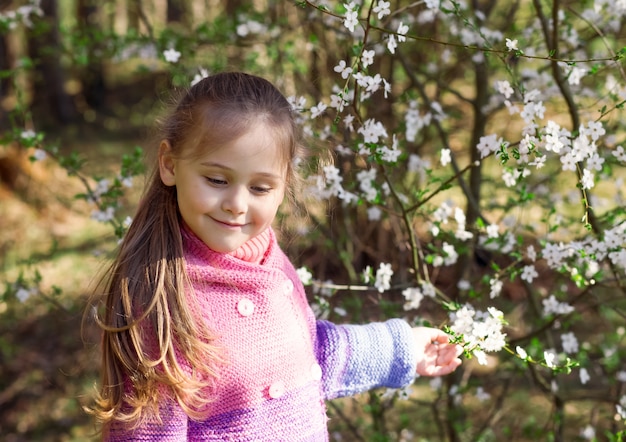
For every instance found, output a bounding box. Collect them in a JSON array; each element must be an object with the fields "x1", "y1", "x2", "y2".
[
  {"x1": 191, "y1": 68, "x2": 210, "y2": 86},
  {"x1": 163, "y1": 48, "x2": 181, "y2": 63},
  {"x1": 21, "y1": 129, "x2": 36, "y2": 140},
  {"x1": 579, "y1": 368, "x2": 590, "y2": 385},
  {"x1": 486, "y1": 223, "x2": 499, "y2": 238},
  {"x1": 561, "y1": 332, "x2": 579, "y2": 354},
  {"x1": 387, "y1": 34, "x2": 398, "y2": 54},
  {"x1": 32, "y1": 148, "x2": 47, "y2": 161},
  {"x1": 373, "y1": 1, "x2": 390, "y2": 19},
  {"x1": 310, "y1": 102, "x2": 328, "y2": 119},
  {"x1": 505, "y1": 38, "x2": 519, "y2": 51},
  {"x1": 476, "y1": 134, "x2": 502, "y2": 159},
  {"x1": 236, "y1": 20, "x2": 267, "y2": 37},
  {"x1": 91, "y1": 207, "x2": 115, "y2": 223},
  {"x1": 15, "y1": 287, "x2": 36, "y2": 302},
  {"x1": 475, "y1": 387, "x2": 491, "y2": 402},
  {"x1": 450, "y1": 304, "x2": 507, "y2": 355},
  {"x1": 374, "y1": 262, "x2": 393, "y2": 292},
  {"x1": 334, "y1": 60, "x2": 353, "y2": 79},
  {"x1": 358, "y1": 119, "x2": 388, "y2": 143},
  {"x1": 580, "y1": 169, "x2": 595, "y2": 190},
  {"x1": 296, "y1": 267, "x2": 313, "y2": 285},
  {"x1": 567, "y1": 66, "x2": 586, "y2": 85},
  {"x1": 367, "y1": 206, "x2": 382, "y2": 221},
  {"x1": 542, "y1": 295, "x2": 574, "y2": 317},
  {"x1": 489, "y1": 278, "x2": 503, "y2": 299},
  {"x1": 429, "y1": 377, "x2": 442, "y2": 391},
  {"x1": 397, "y1": 22, "x2": 409, "y2": 42},
  {"x1": 360, "y1": 50, "x2": 375, "y2": 68},
  {"x1": 520, "y1": 264, "x2": 538, "y2": 283},
  {"x1": 343, "y1": 2, "x2": 359, "y2": 33},
  {"x1": 440, "y1": 148, "x2": 451, "y2": 166},
  {"x1": 402, "y1": 287, "x2": 424, "y2": 310},
  {"x1": 495, "y1": 80, "x2": 514, "y2": 98},
  {"x1": 612, "y1": 145, "x2": 626, "y2": 162},
  {"x1": 544, "y1": 349, "x2": 557, "y2": 368}
]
